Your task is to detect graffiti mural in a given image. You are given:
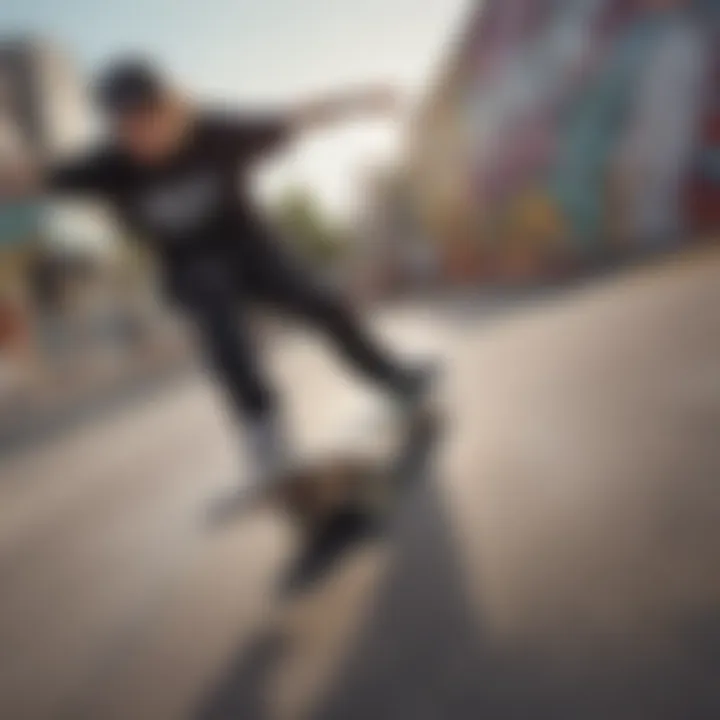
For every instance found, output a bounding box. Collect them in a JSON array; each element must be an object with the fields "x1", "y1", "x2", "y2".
[{"x1": 430, "y1": 0, "x2": 718, "y2": 276}]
